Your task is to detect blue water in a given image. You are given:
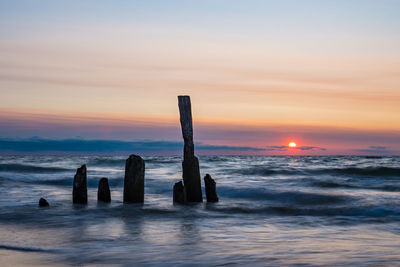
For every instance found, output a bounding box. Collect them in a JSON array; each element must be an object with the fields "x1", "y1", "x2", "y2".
[{"x1": 0, "y1": 155, "x2": 400, "y2": 266}]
